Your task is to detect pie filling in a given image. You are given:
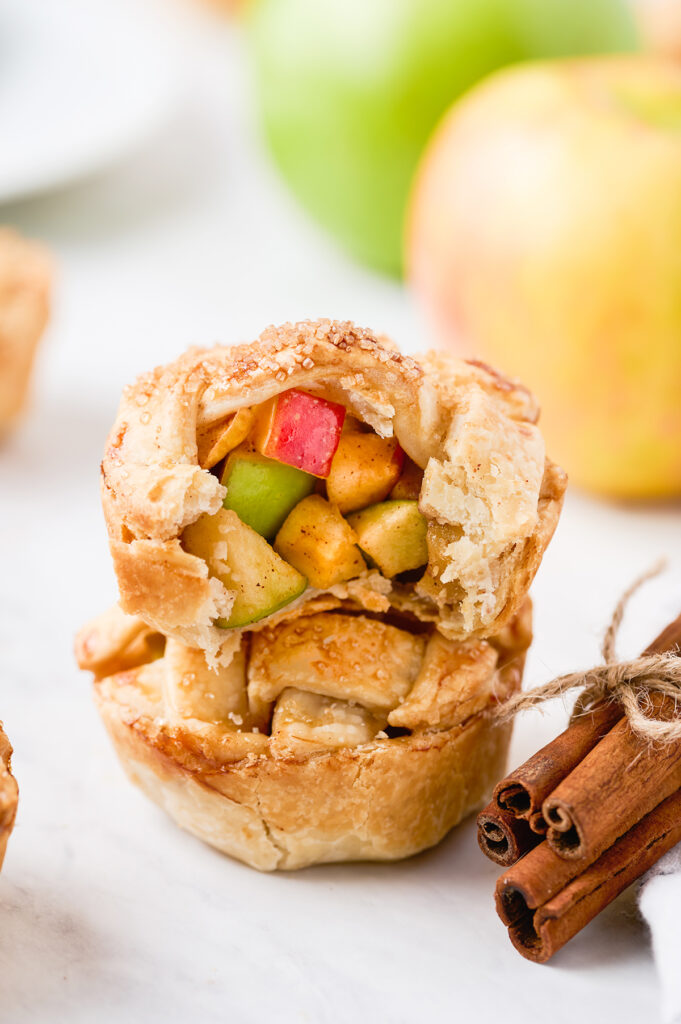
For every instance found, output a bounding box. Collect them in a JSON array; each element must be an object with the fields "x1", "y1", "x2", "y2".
[{"x1": 183, "y1": 387, "x2": 427, "y2": 629}]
